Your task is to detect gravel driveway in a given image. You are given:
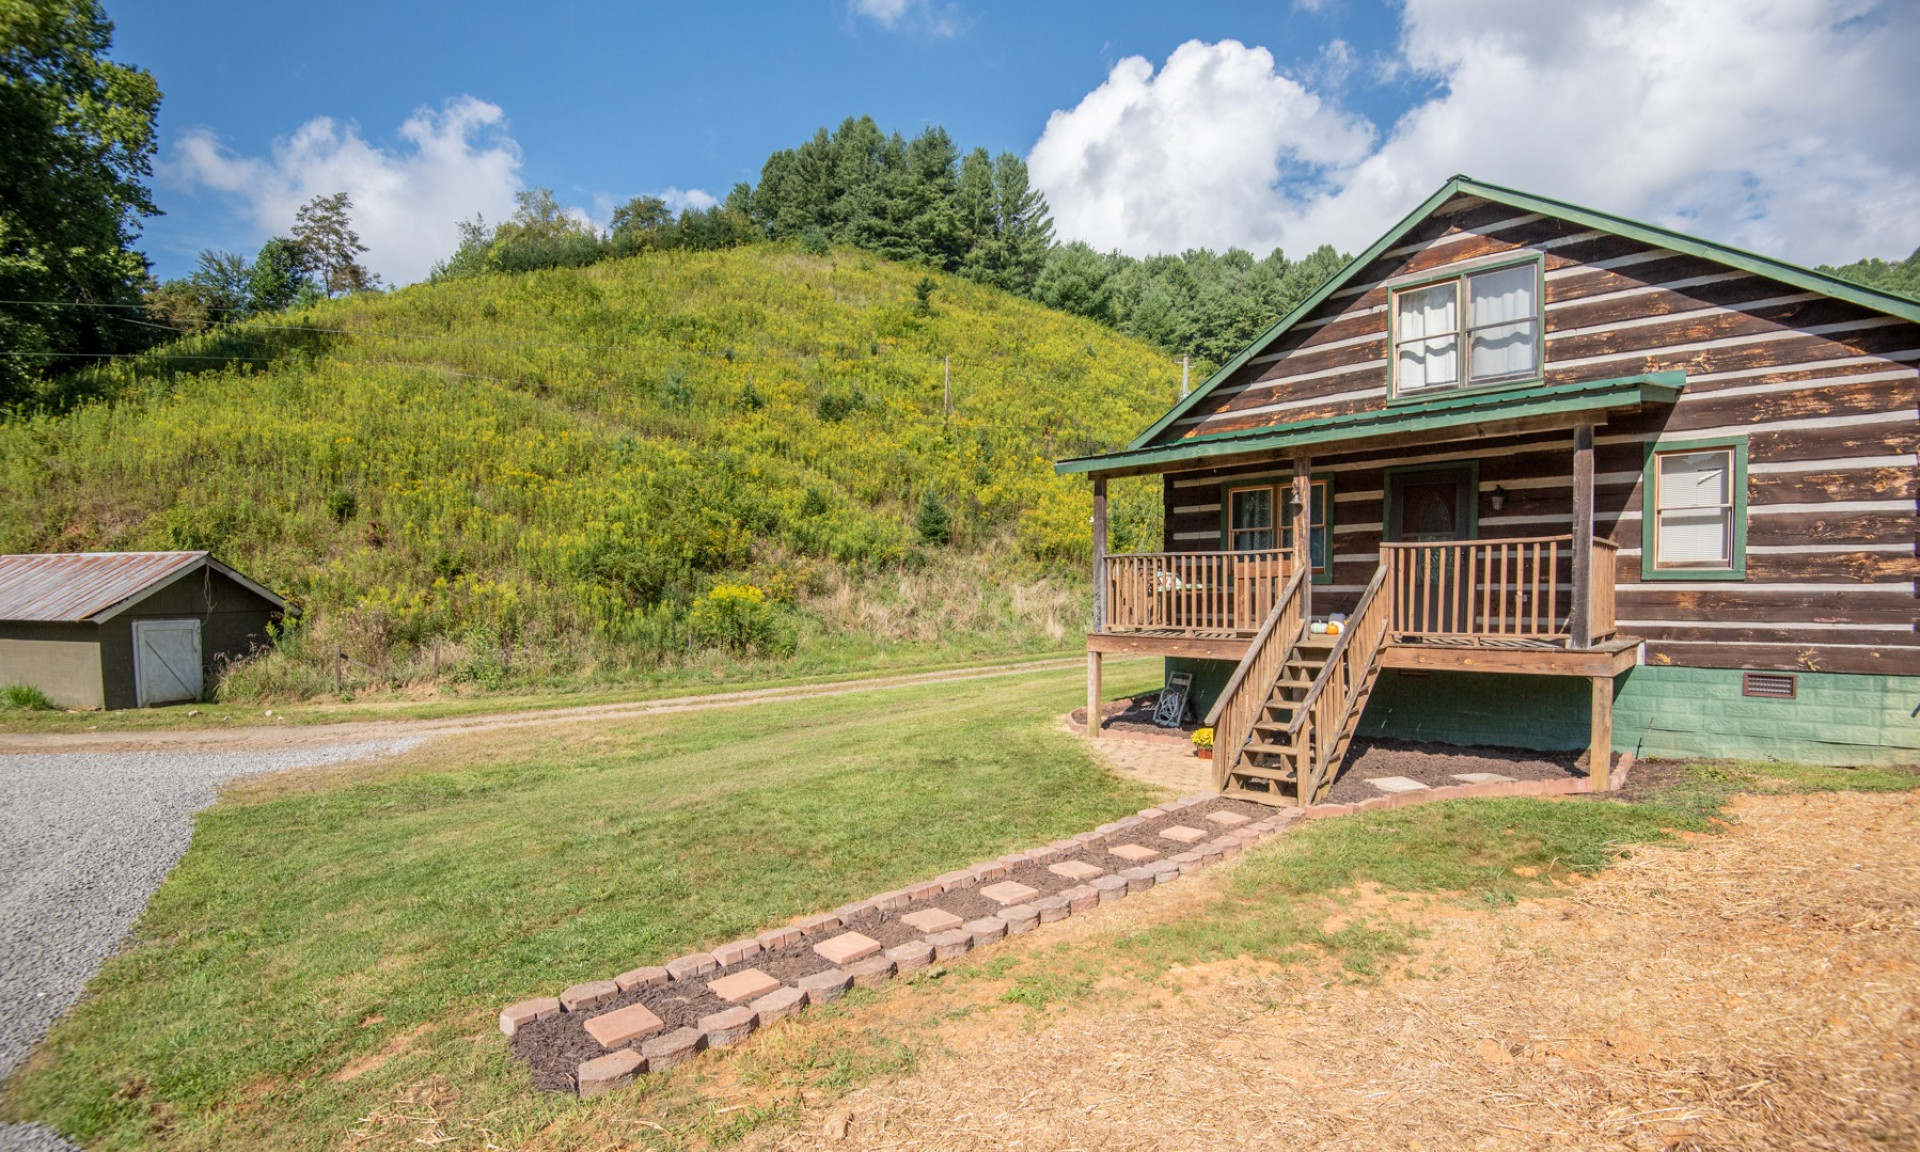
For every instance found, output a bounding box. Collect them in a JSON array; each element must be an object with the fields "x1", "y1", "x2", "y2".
[{"x1": 0, "y1": 740, "x2": 418, "y2": 1152}]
